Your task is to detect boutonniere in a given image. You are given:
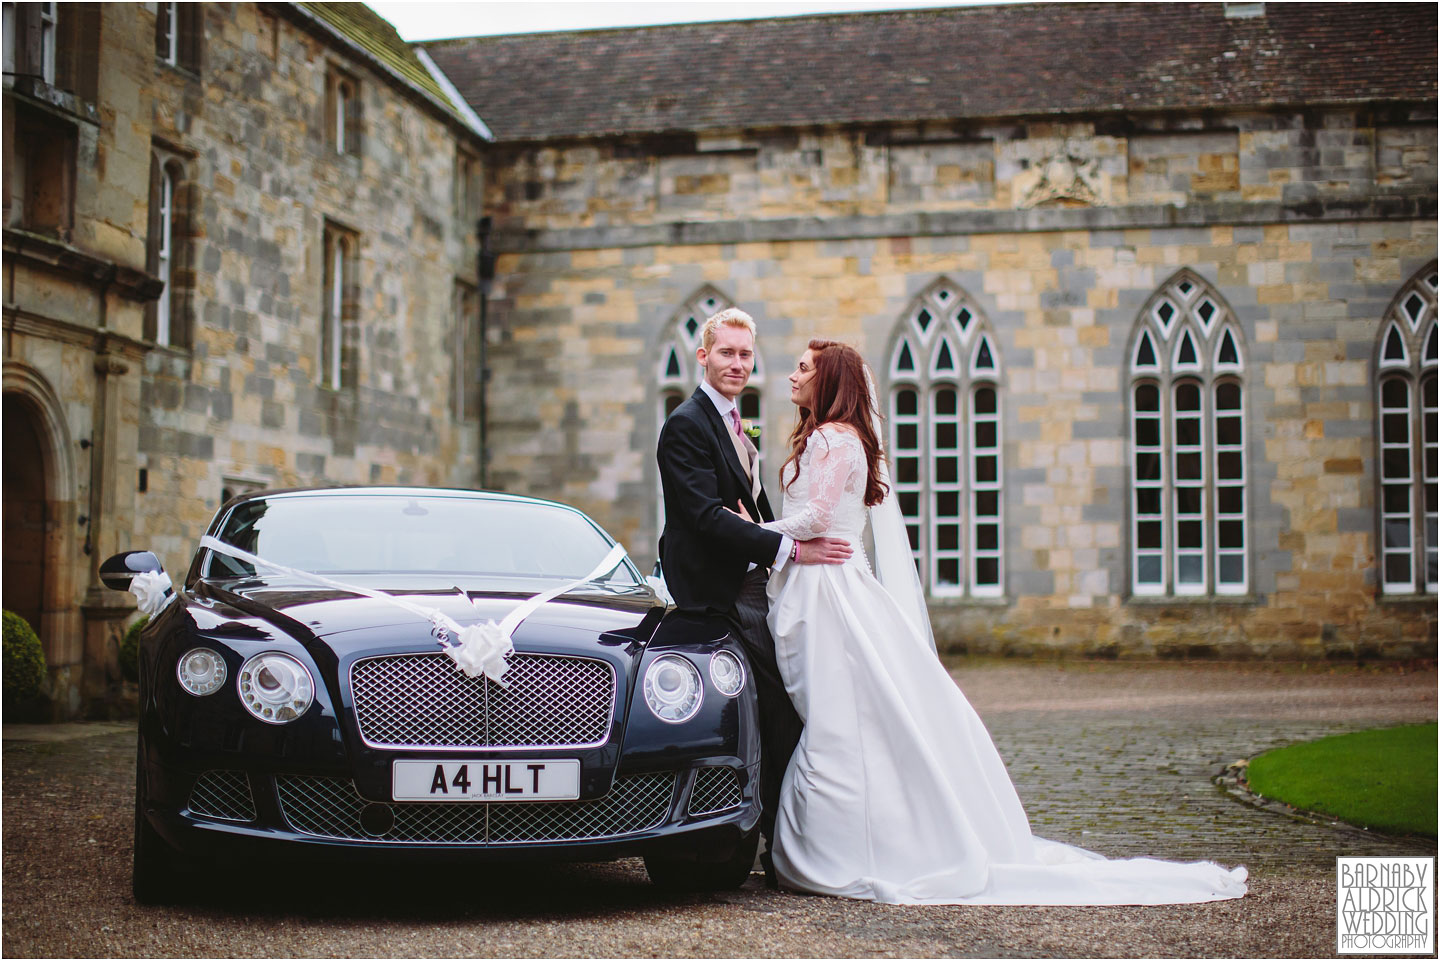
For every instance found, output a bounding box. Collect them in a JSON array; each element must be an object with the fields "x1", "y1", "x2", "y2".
[{"x1": 742, "y1": 420, "x2": 762, "y2": 442}]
